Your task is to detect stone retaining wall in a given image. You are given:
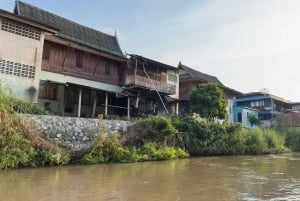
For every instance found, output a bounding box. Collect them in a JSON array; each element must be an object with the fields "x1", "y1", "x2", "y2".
[{"x1": 21, "y1": 114, "x2": 135, "y2": 156}]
